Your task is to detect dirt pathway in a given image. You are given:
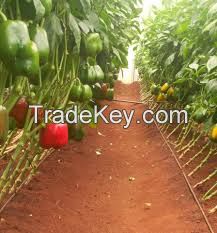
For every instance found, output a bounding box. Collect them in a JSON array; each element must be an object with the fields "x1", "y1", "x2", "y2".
[{"x1": 0, "y1": 82, "x2": 211, "y2": 233}]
